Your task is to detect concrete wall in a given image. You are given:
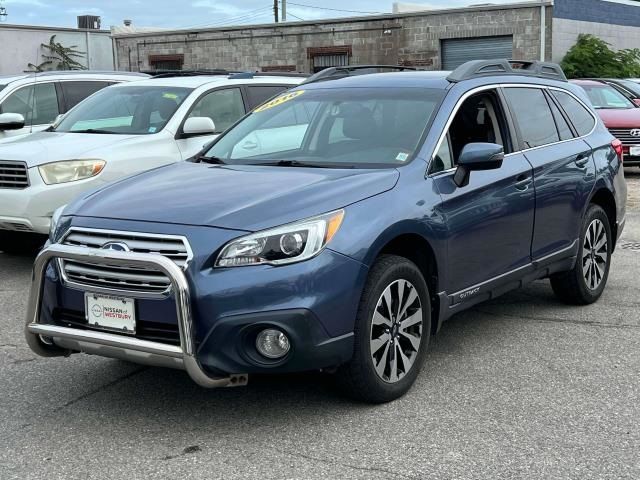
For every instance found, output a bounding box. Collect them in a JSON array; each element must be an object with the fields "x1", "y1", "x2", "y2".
[
  {"x1": 552, "y1": 0, "x2": 640, "y2": 62},
  {"x1": 0, "y1": 24, "x2": 114, "y2": 74},
  {"x1": 113, "y1": 2, "x2": 552, "y2": 73}
]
